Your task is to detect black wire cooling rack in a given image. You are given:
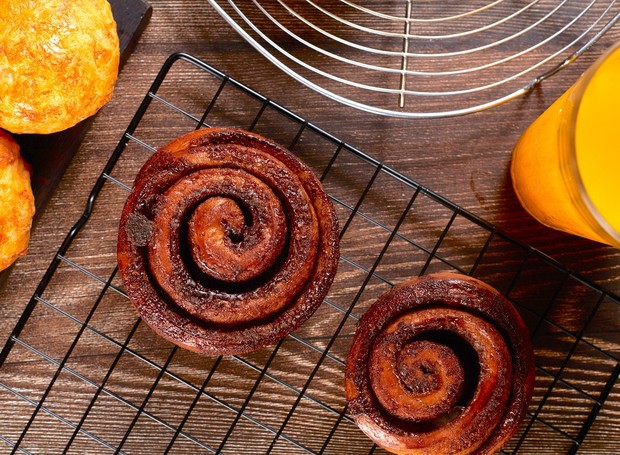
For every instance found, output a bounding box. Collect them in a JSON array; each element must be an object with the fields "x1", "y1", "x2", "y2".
[{"x1": 0, "y1": 53, "x2": 619, "y2": 455}]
